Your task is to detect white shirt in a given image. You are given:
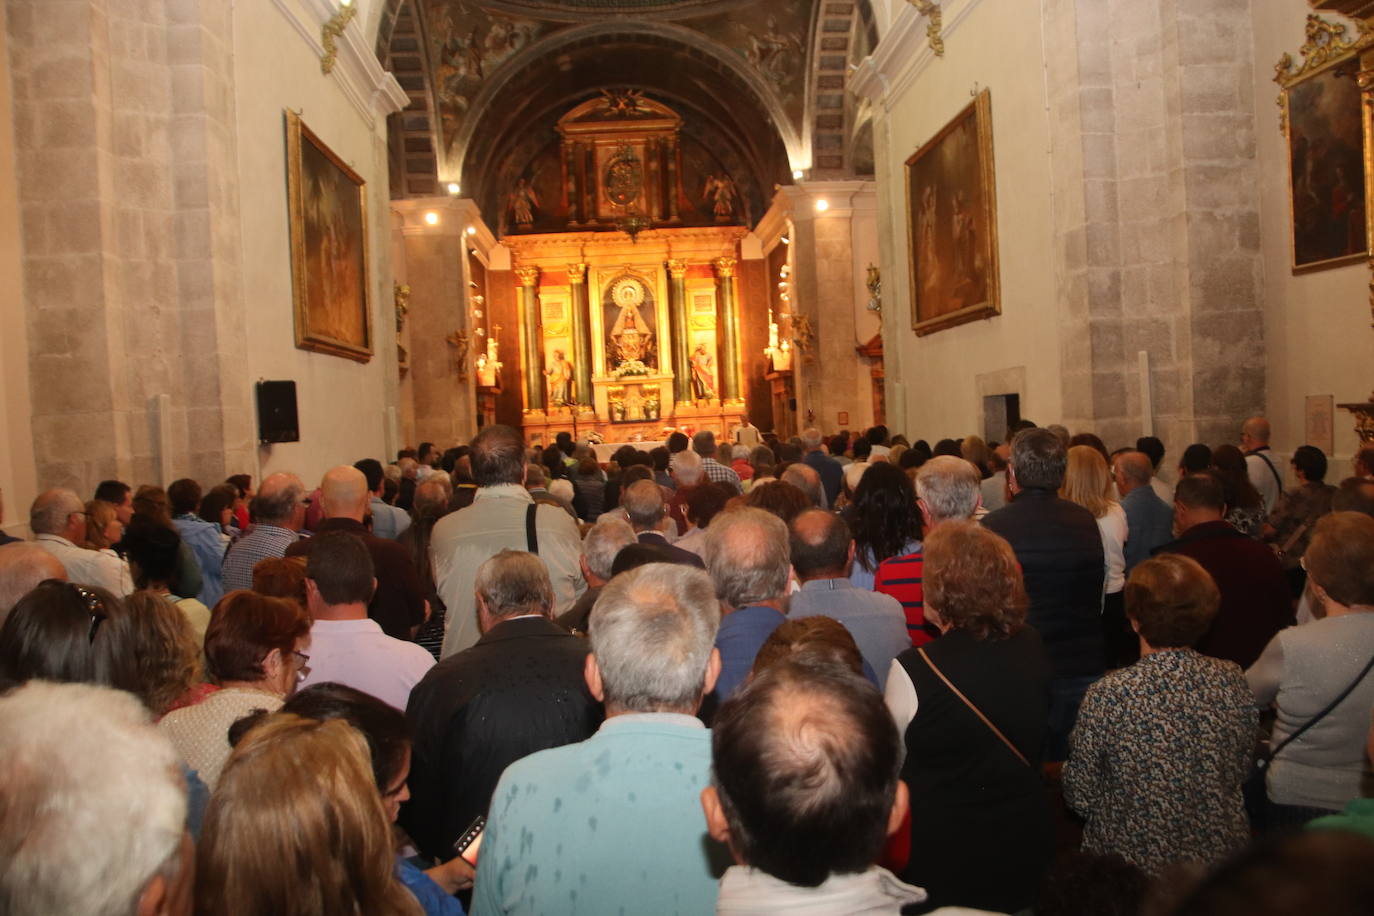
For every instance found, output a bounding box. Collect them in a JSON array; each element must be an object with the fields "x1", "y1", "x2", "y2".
[
  {"x1": 1097, "y1": 501, "x2": 1128, "y2": 594},
  {"x1": 1246, "y1": 450, "x2": 1283, "y2": 514},
  {"x1": 34, "y1": 534, "x2": 133, "y2": 595},
  {"x1": 299, "y1": 617, "x2": 435, "y2": 711},
  {"x1": 717, "y1": 866, "x2": 931, "y2": 915}
]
